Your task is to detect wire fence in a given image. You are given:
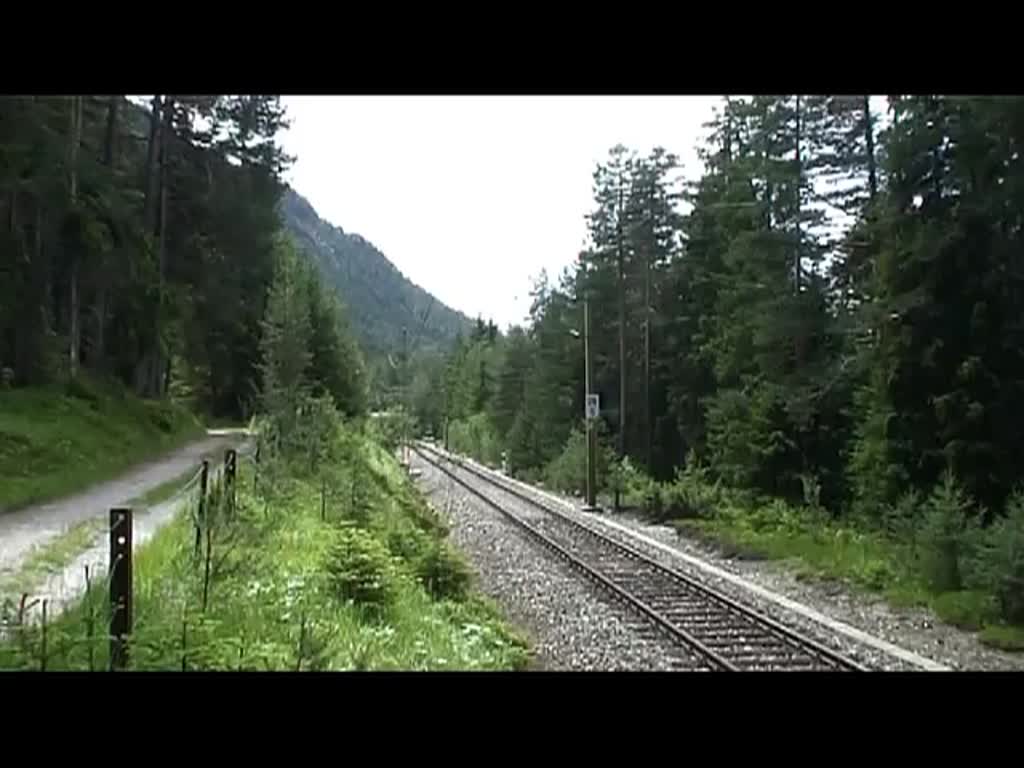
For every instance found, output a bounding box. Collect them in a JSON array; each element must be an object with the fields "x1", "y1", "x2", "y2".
[
  {"x1": 0, "y1": 430, "x2": 401, "y2": 670},
  {"x1": 0, "y1": 437, "x2": 255, "y2": 649},
  {"x1": 0, "y1": 430, "x2": 378, "y2": 672}
]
